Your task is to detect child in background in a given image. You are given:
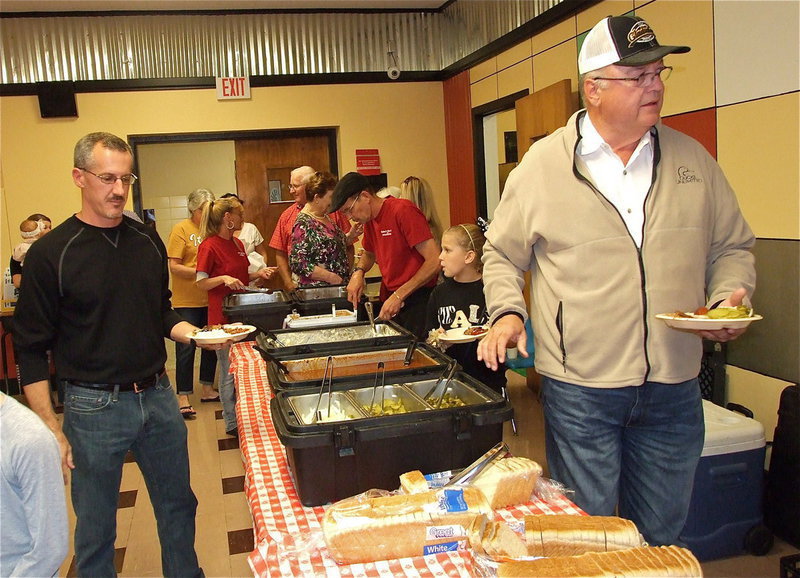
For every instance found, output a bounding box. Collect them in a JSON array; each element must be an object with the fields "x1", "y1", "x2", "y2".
[
  {"x1": 425, "y1": 223, "x2": 506, "y2": 392},
  {"x1": 12, "y1": 218, "x2": 45, "y2": 265}
]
